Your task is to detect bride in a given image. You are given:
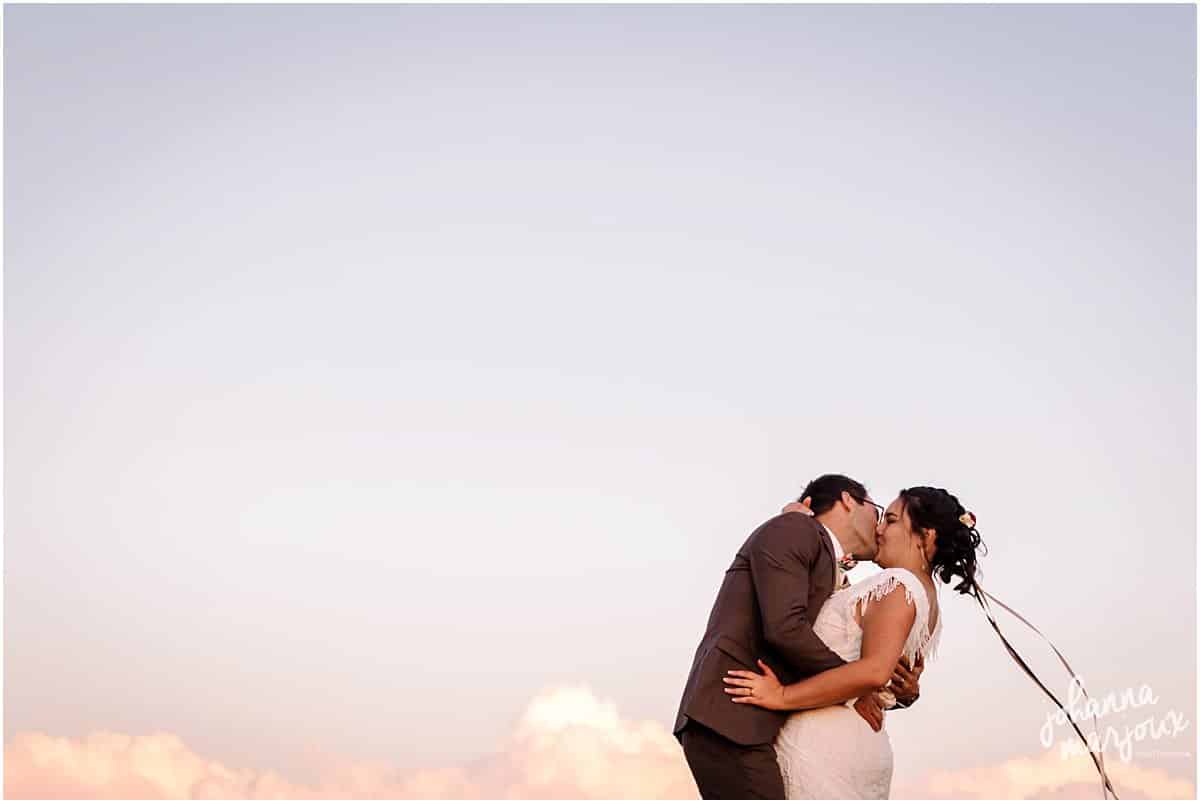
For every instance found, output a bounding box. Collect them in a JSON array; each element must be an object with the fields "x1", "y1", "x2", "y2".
[{"x1": 722, "y1": 486, "x2": 965, "y2": 799}]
